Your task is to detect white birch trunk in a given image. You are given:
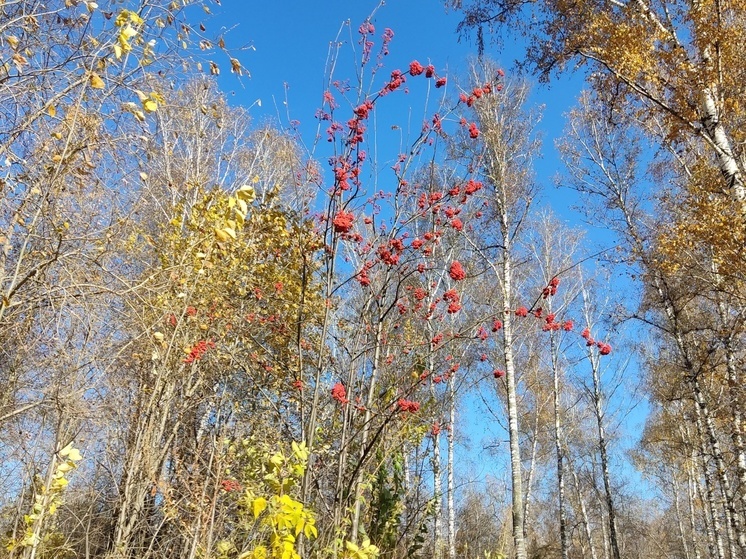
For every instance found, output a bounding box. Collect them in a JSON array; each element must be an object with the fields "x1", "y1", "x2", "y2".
[
  {"x1": 501, "y1": 229, "x2": 527, "y2": 559},
  {"x1": 694, "y1": 405, "x2": 727, "y2": 559},
  {"x1": 432, "y1": 428, "x2": 443, "y2": 559},
  {"x1": 550, "y1": 329, "x2": 568, "y2": 559},
  {"x1": 685, "y1": 448, "x2": 703, "y2": 559},
  {"x1": 447, "y1": 371, "x2": 457, "y2": 559},
  {"x1": 571, "y1": 466, "x2": 598, "y2": 559}
]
